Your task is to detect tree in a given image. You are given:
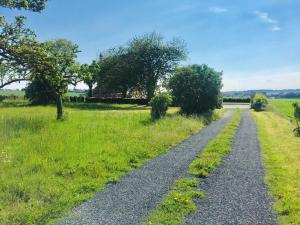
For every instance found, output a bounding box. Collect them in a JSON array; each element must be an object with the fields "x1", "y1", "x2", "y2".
[
  {"x1": 149, "y1": 93, "x2": 172, "y2": 120},
  {"x1": 0, "y1": 0, "x2": 47, "y2": 11},
  {"x1": 80, "y1": 60, "x2": 100, "y2": 97},
  {"x1": 99, "y1": 47, "x2": 139, "y2": 98},
  {"x1": 38, "y1": 39, "x2": 80, "y2": 119},
  {"x1": 250, "y1": 94, "x2": 268, "y2": 111},
  {"x1": 128, "y1": 32, "x2": 187, "y2": 100},
  {"x1": 25, "y1": 77, "x2": 55, "y2": 105},
  {"x1": 168, "y1": 64, "x2": 223, "y2": 115}
]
